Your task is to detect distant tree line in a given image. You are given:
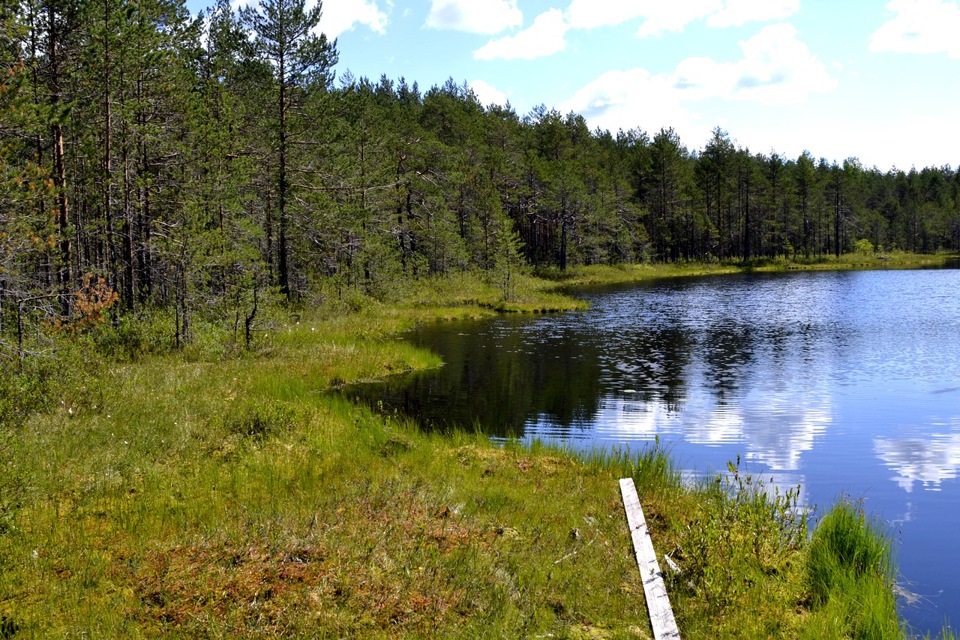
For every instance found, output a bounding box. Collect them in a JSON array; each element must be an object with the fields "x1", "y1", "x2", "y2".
[{"x1": 3, "y1": 0, "x2": 959, "y2": 354}]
